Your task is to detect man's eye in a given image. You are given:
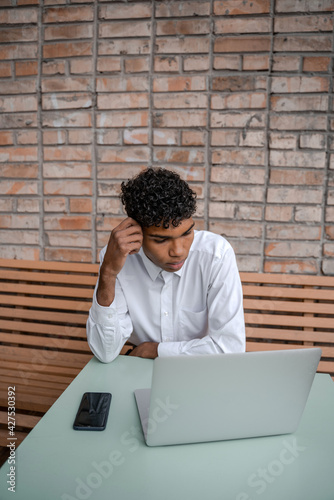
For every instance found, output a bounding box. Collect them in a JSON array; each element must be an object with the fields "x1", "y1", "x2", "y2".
[{"x1": 154, "y1": 239, "x2": 167, "y2": 244}]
